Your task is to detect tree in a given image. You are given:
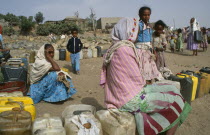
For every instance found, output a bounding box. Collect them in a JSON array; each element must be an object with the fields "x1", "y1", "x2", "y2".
[
  {"x1": 4, "y1": 13, "x2": 19, "y2": 26},
  {"x1": 34, "y1": 12, "x2": 44, "y2": 24},
  {"x1": 20, "y1": 16, "x2": 35, "y2": 35},
  {"x1": 0, "y1": 14, "x2": 5, "y2": 20},
  {"x1": 90, "y1": 8, "x2": 97, "y2": 36}
]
